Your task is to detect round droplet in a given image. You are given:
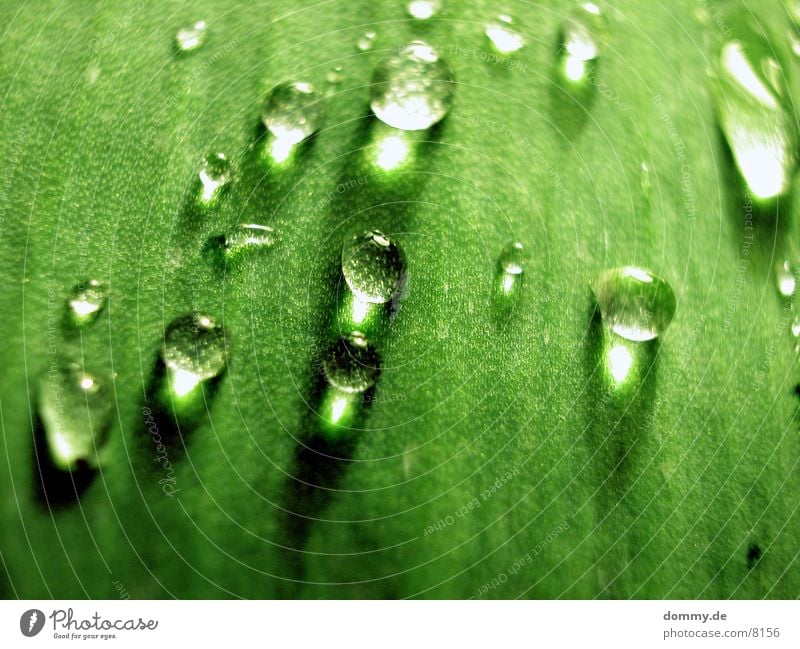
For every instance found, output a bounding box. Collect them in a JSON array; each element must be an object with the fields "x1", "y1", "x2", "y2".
[
  {"x1": 711, "y1": 37, "x2": 796, "y2": 199},
  {"x1": 162, "y1": 313, "x2": 228, "y2": 386},
  {"x1": 791, "y1": 313, "x2": 800, "y2": 338},
  {"x1": 369, "y1": 40, "x2": 455, "y2": 131},
  {"x1": 222, "y1": 223, "x2": 276, "y2": 256},
  {"x1": 775, "y1": 259, "x2": 798, "y2": 298},
  {"x1": 326, "y1": 65, "x2": 345, "y2": 85},
  {"x1": 407, "y1": 0, "x2": 441, "y2": 20},
  {"x1": 261, "y1": 81, "x2": 325, "y2": 145},
  {"x1": 175, "y1": 20, "x2": 207, "y2": 52},
  {"x1": 357, "y1": 30, "x2": 377, "y2": 51},
  {"x1": 485, "y1": 14, "x2": 527, "y2": 54},
  {"x1": 38, "y1": 363, "x2": 114, "y2": 471},
  {"x1": 562, "y1": 3, "x2": 609, "y2": 62},
  {"x1": 198, "y1": 152, "x2": 232, "y2": 202},
  {"x1": 322, "y1": 331, "x2": 381, "y2": 394},
  {"x1": 591, "y1": 266, "x2": 677, "y2": 342},
  {"x1": 341, "y1": 230, "x2": 405, "y2": 304},
  {"x1": 67, "y1": 279, "x2": 108, "y2": 326},
  {"x1": 499, "y1": 242, "x2": 526, "y2": 275}
]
